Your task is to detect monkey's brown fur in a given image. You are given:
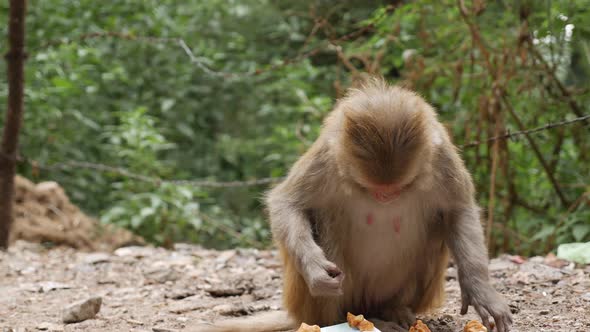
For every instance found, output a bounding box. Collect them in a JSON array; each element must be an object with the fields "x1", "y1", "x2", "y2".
[{"x1": 194, "y1": 77, "x2": 512, "y2": 332}]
